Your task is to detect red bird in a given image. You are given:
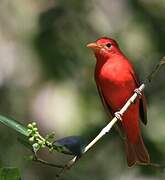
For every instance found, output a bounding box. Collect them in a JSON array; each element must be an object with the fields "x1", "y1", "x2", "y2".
[{"x1": 87, "y1": 37, "x2": 150, "y2": 166}]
